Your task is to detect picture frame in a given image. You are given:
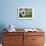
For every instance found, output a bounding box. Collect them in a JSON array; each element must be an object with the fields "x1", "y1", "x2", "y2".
[{"x1": 17, "y1": 7, "x2": 34, "y2": 19}]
